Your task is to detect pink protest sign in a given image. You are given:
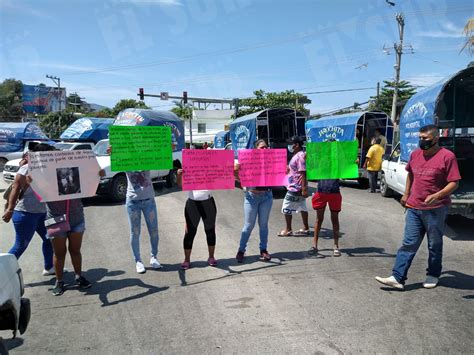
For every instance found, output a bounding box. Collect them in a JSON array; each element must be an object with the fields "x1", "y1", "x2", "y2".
[
  {"x1": 238, "y1": 149, "x2": 288, "y2": 187},
  {"x1": 182, "y1": 149, "x2": 235, "y2": 191}
]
